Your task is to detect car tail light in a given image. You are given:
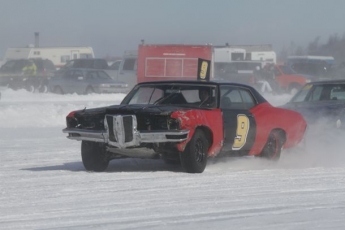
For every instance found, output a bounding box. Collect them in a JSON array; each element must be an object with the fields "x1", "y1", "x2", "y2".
[{"x1": 67, "y1": 111, "x2": 76, "y2": 118}]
